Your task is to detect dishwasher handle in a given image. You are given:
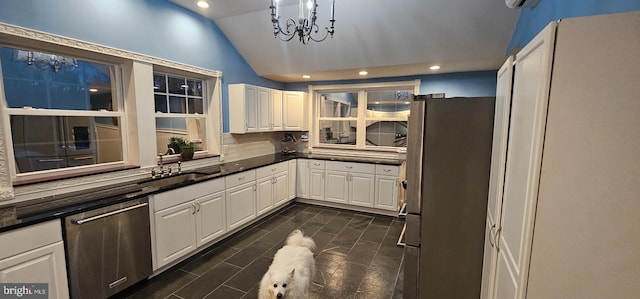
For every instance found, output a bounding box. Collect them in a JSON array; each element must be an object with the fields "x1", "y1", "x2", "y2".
[{"x1": 73, "y1": 203, "x2": 149, "y2": 225}]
